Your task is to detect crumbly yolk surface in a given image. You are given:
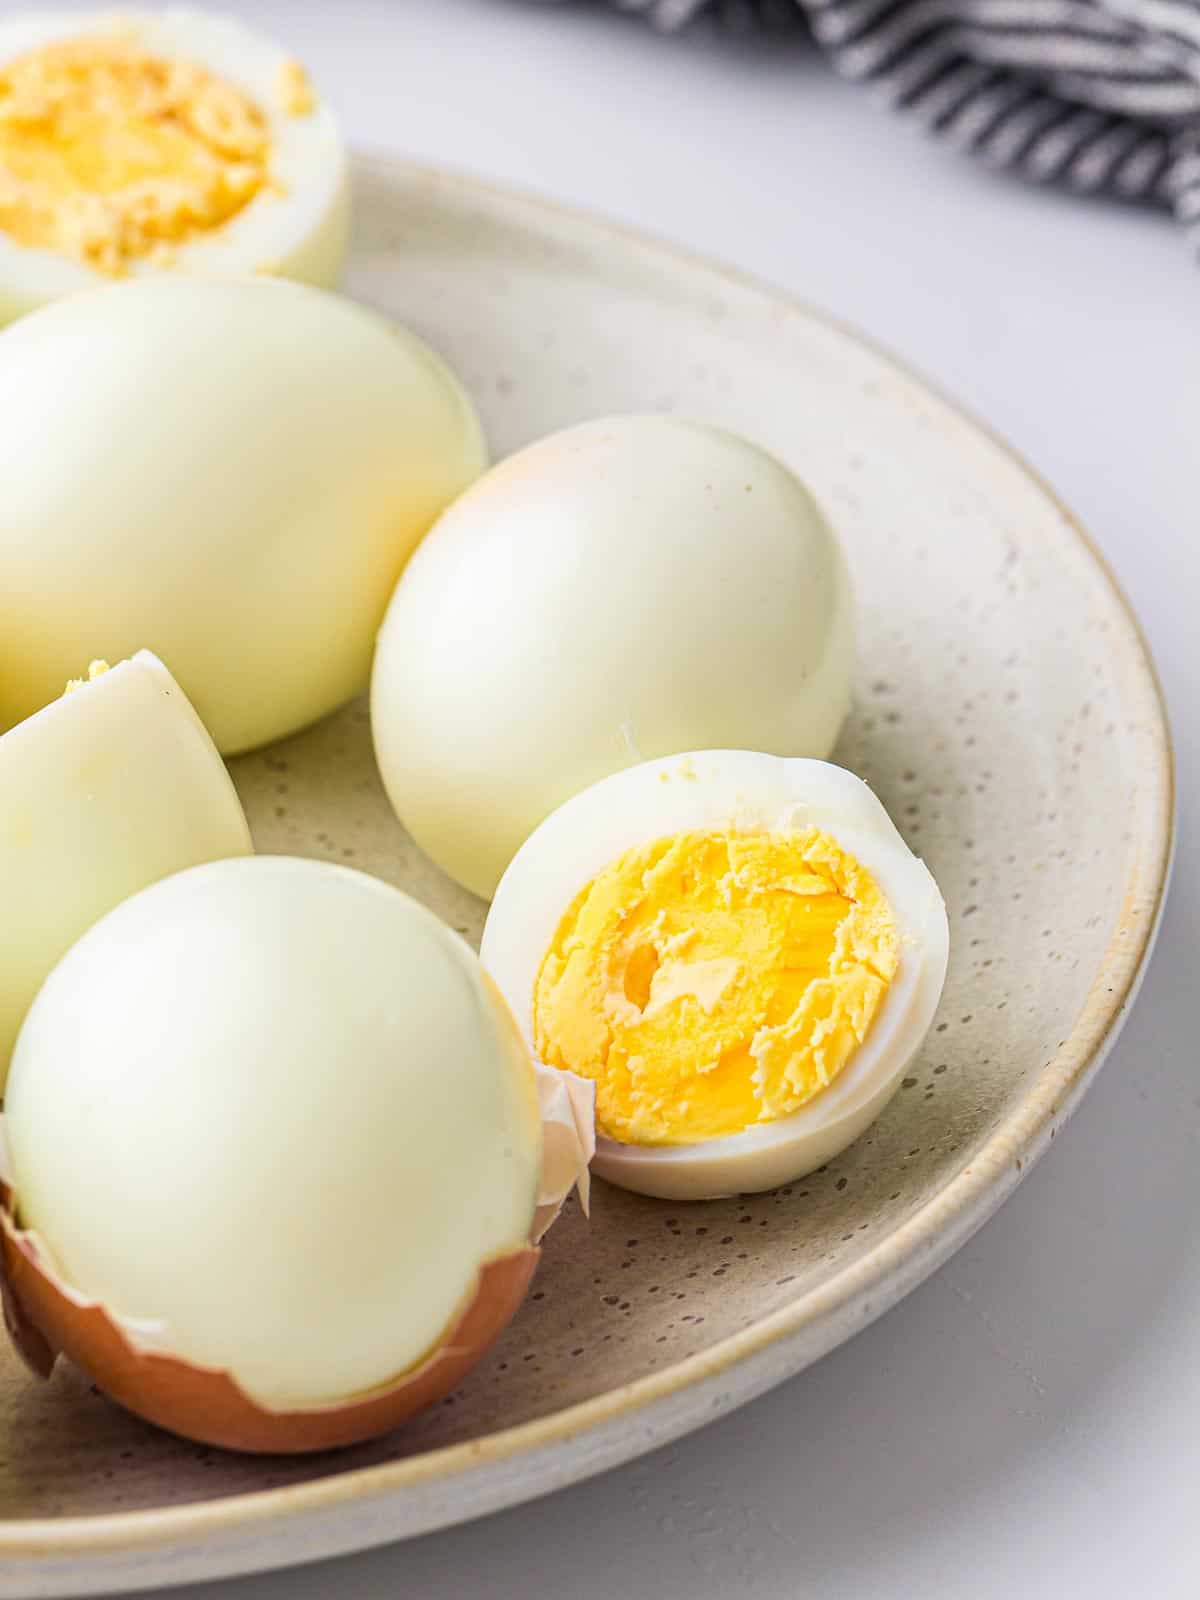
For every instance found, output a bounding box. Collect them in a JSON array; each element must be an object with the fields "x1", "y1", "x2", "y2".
[
  {"x1": 0, "y1": 36, "x2": 274, "y2": 273},
  {"x1": 63, "y1": 659, "x2": 111, "y2": 694},
  {"x1": 534, "y1": 828, "x2": 899, "y2": 1145}
]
